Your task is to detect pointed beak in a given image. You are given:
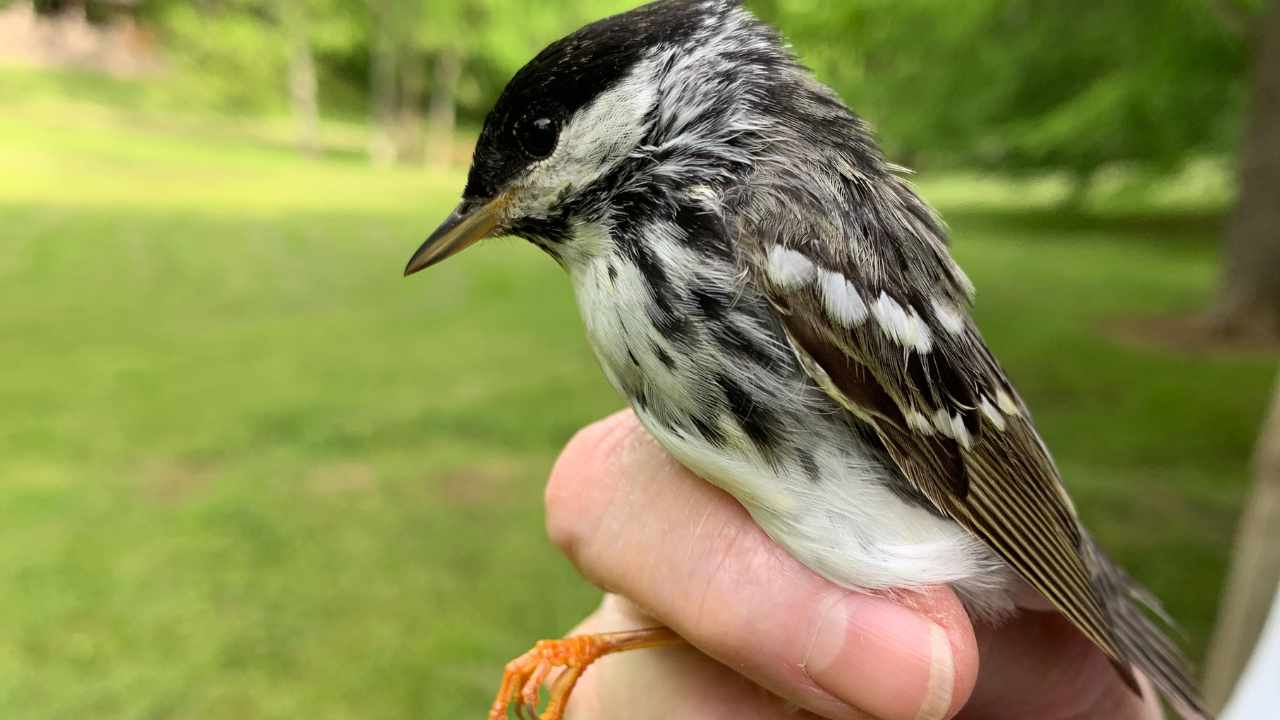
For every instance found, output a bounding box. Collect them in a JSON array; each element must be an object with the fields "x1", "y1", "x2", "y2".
[{"x1": 404, "y1": 194, "x2": 508, "y2": 276}]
